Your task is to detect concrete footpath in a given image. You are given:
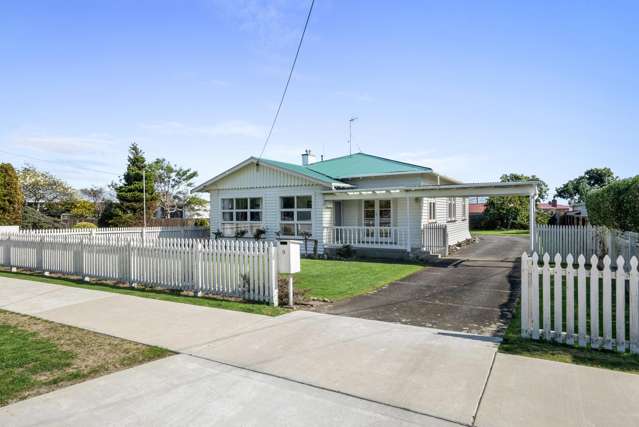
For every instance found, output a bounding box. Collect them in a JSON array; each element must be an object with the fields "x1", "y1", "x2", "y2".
[{"x1": 1, "y1": 276, "x2": 638, "y2": 426}]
